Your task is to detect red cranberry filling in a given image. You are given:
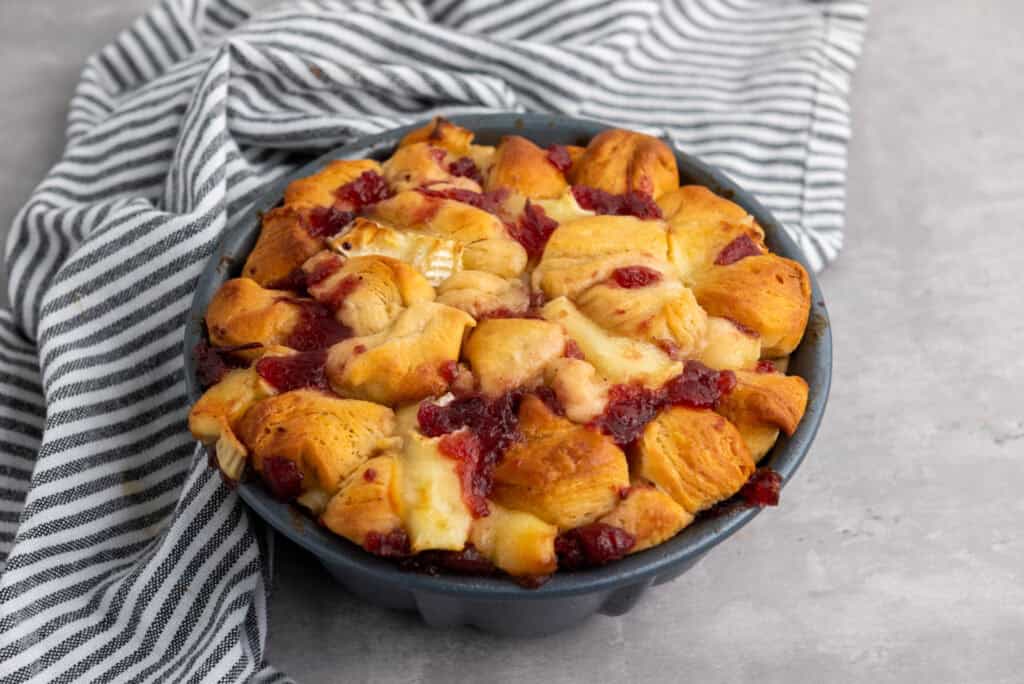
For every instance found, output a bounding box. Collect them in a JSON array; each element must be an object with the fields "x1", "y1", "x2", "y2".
[
  {"x1": 417, "y1": 186, "x2": 509, "y2": 216},
  {"x1": 335, "y1": 170, "x2": 392, "y2": 210},
  {"x1": 266, "y1": 268, "x2": 308, "y2": 291},
  {"x1": 262, "y1": 456, "x2": 304, "y2": 500},
  {"x1": 399, "y1": 545, "x2": 498, "y2": 576},
  {"x1": 304, "y1": 255, "x2": 344, "y2": 289},
  {"x1": 429, "y1": 147, "x2": 447, "y2": 165},
  {"x1": 572, "y1": 185, "x2": 663, "y2": 220},
  {"x1": 438, "y1": 360, "x2": 458, "y2": 383},
  {"x1": 755, "y1": 360, "x2": 777, "y2": 373},
  {"x1": 592, "y1": 361, "x2": 737, "y2": 445},
  {"x1": 545, "y1": 145, "x2": 573, "y2": 174},
  {"x1": 320, "y1": 274, "x2": 361, "y2": 312},
  {"x1": 555, "y1": 523, "x2": 635, "y2": 569},
  {"x1": 533, "y1": 385, "x2": 566, "y2": 417},
  {"x1": 193, "y1": 340, "x2": 252, "y2": 387},
  {"x1": 739, "y1": 467, "x2": 782, "y2": 506},
  {"x1": 364, "y1": 529, "x2": 411, "y2": 557},
  {"x1": 363, "y1": 467, "x2": 377, "y2": 482},
  {"x1": 448, "y1": 156, "x2": 484, "y2": 185},
  {"x1": 509, "y1": 201, "x2": 558, "y2": 258},
  {"x1": 256, "y1": 350, "x2": 329, "y2": 392},
  {"x1": 610, "y1": 266, "x2": 662, "y2": 288},
  {"x1": 438, "y1": 431, "x2": 490, "y2": 517},
  {"x1": 306, "y1": 206, "x2": 355, "y2": 239},
  {"x1": 283, "y1": 300, "x2": 351, "y2": 351},
  {"x1": 563, "y1": 338, "x2": 585, "y2": 359},
  {"x1": 715, "y1": 235, "x2": 763, "y2": 266}
]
